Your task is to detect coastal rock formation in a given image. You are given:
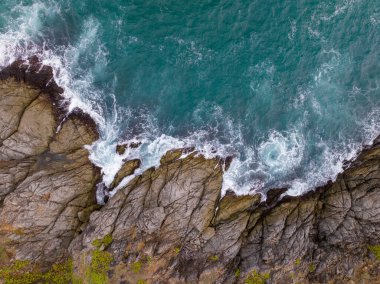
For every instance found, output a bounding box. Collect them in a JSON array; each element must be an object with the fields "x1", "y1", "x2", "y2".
[
  {"x1": 1, "y1": 60, "x2": 380, "y2": 283},
  {"x1": 70, "y1": 143, "x2": 380, "y2": 284},
  {"x1": 109, "y1": 159, "x2": 140, "y2": 189},
  {"x1": 0, "y1": 59, "x2": 100, "y2": 271}
]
